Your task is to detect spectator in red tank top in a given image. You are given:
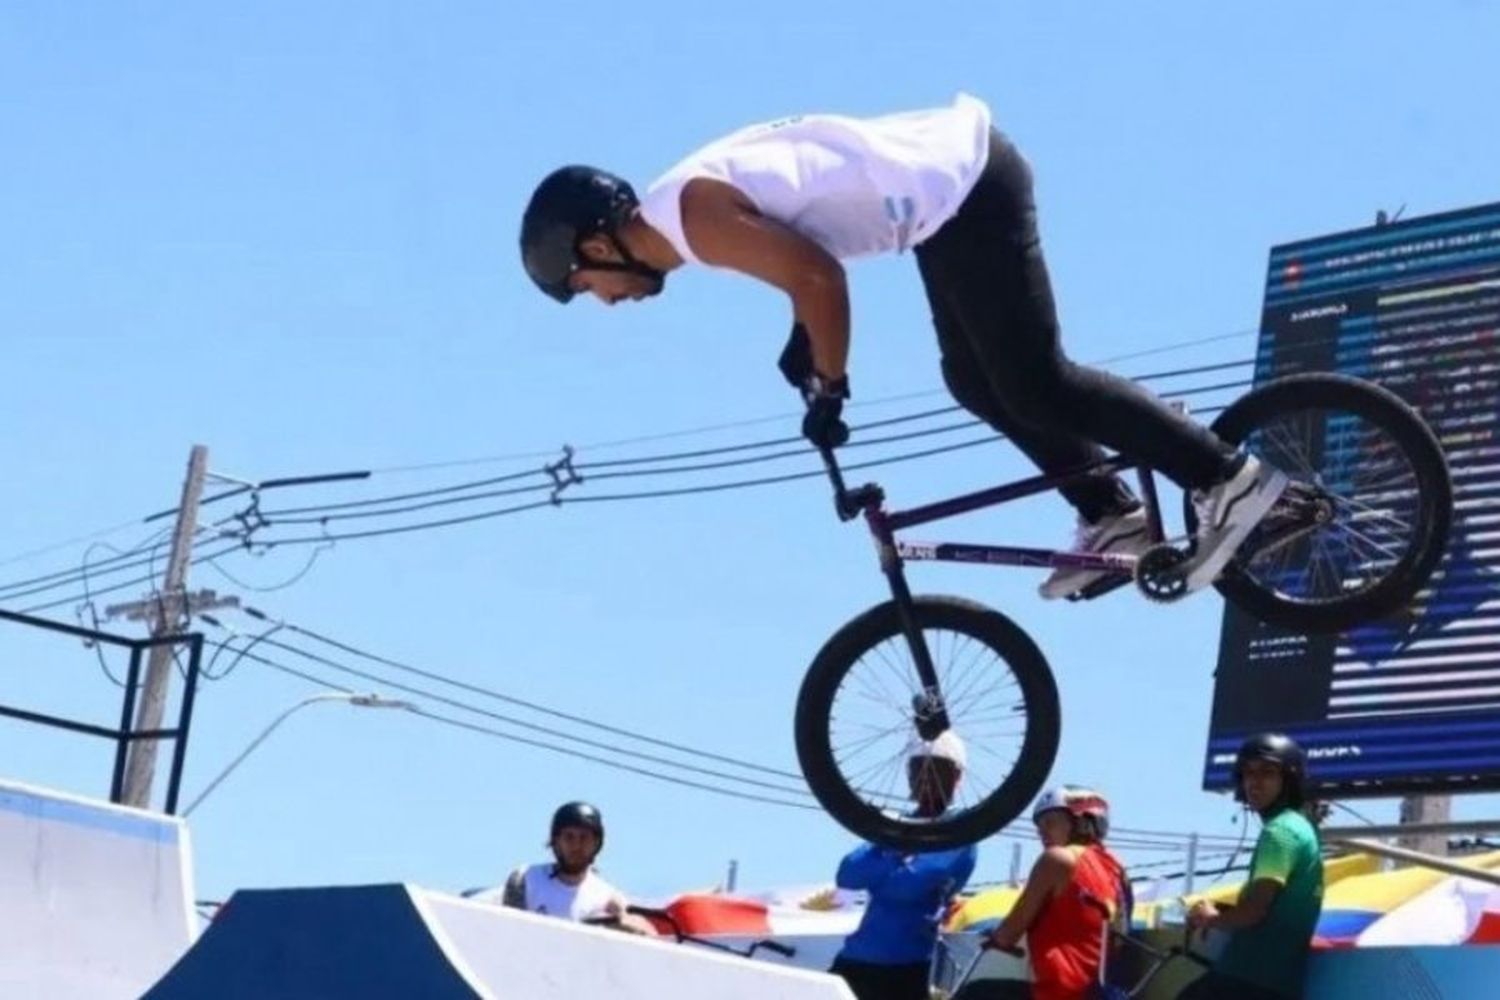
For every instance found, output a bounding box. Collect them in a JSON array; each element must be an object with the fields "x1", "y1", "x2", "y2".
[{"x1": 986, "y1": 787, "x2": 1129, "y2": 1000}]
